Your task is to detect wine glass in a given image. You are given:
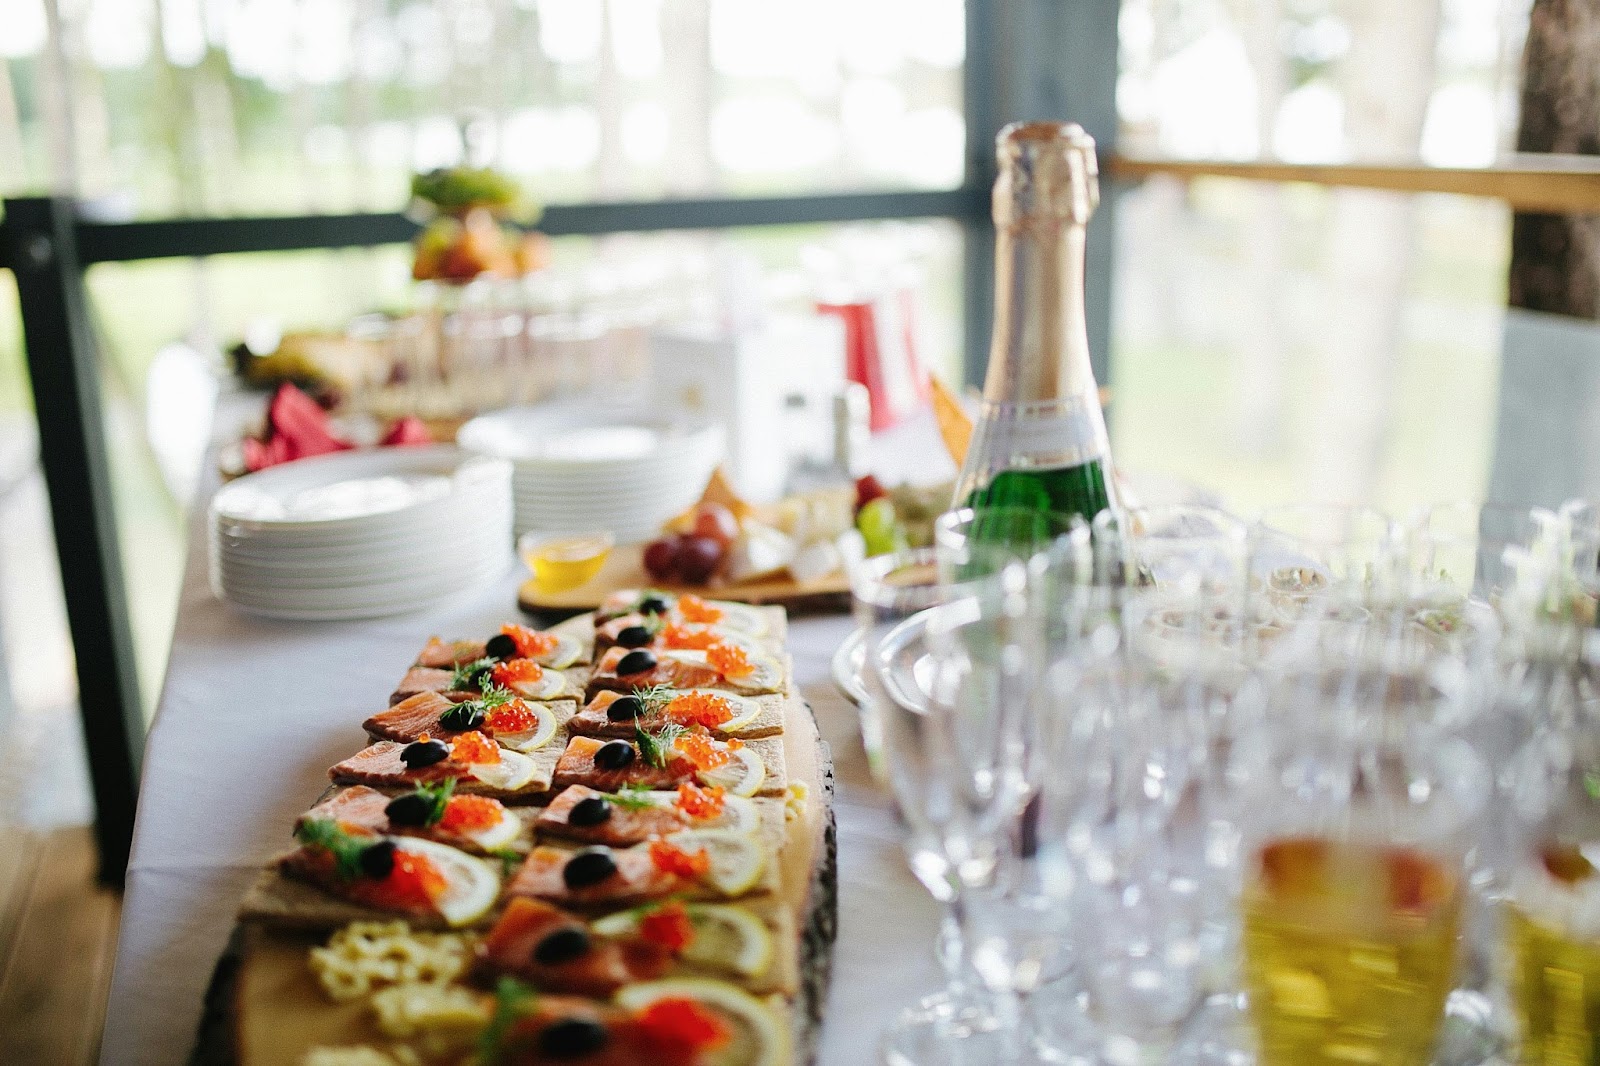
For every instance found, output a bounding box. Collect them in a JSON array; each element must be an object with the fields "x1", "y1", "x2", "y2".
[
  {"x1": 934, "y1": 506, "x2": 1088, "y2": 583},
  {"x1": 851, "y1": 548, "x2": 1040, "y2": 1064}
]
